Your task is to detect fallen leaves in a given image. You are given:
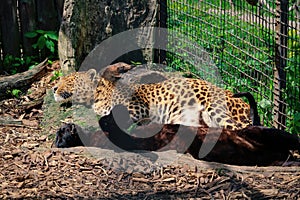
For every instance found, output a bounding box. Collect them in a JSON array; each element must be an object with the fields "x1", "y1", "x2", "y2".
[
  {"x1": 1, "y1": 143, "x2": 298, "y2": 199},
  {"x1": 21, "y1": 119, "x2": 39, "y2": 127},
  {"x1": 1, "y1": 123, "x2": 298, "y2": 199}
]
